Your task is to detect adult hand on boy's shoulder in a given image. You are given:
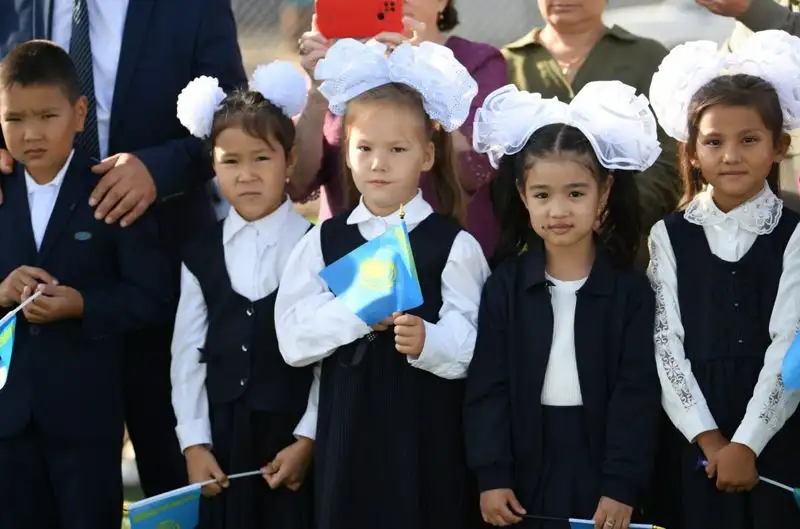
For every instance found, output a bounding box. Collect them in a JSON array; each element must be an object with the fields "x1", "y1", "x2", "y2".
[
  {"x1": 21, "y1": 284, "x2": 83, "y2": 324},
  {"x1": 0, "y1": 148, "x2": 13, "y2": 205},
  {"x1": 0, "y1": 149, "x2": 12, "y2": 175},
  {"x1": 90, "y1": 153, "x2": 156, "y2": 228},
  {"x1": 0, "y1": 266, "x2": 57, "y2": 307}
]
